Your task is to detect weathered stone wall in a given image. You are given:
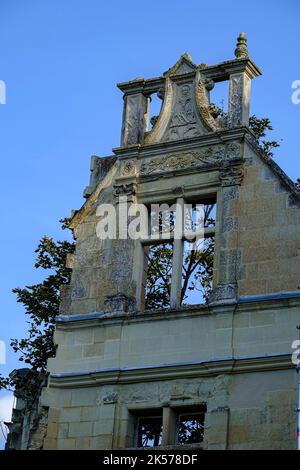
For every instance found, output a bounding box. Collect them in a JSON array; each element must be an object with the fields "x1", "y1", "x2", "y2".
[
  {"x1": 237, "y1": 143, "x2": 300, "y2": 295},
  {"x1": 40, "y1": 292, "x2": 300, "y2": 450},
  {"x1": 40, "y1": 369, "x2": 297, "y2": 450},
  {"x1": 61, "y1": 136, "x2": 300, "y2": 318},
  {"x1": 5, "y1": 375, "x2": 49, "y2": 451},
  {"x1": 61, "y1": 164, "x2": 137, "y2": 316},
  {"x1": 49, "y1": 300, "x2": 300, "y2": 374},
  {"x1": 227, "y1": 370, "x2": 297, "y2": 450}
]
